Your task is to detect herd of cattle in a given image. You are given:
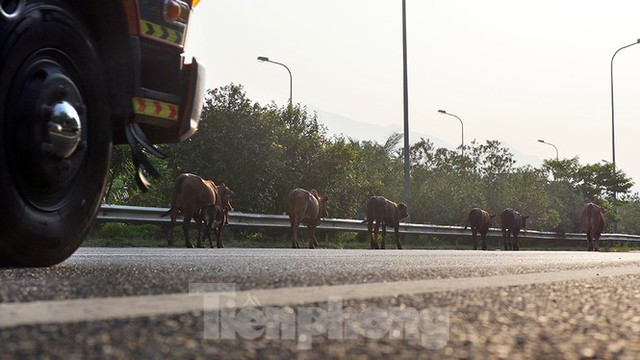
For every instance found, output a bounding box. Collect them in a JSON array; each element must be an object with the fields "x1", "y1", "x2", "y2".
[
  {"x1": 462, "y1": 202, "x2": 606, "y2": 251},
  {"x1": 162, "y1": 173, "x2": 607, "y2": 251}
]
